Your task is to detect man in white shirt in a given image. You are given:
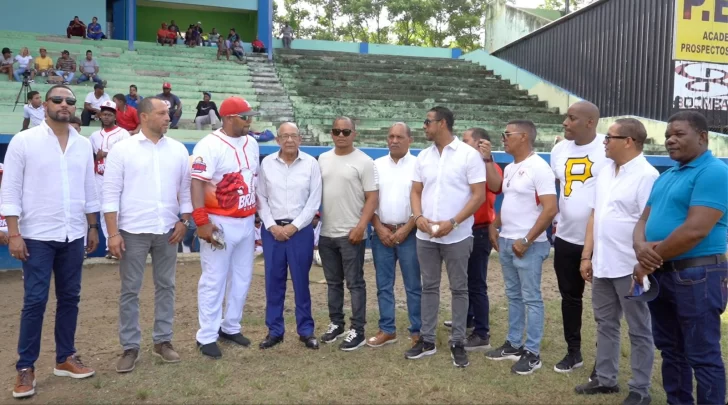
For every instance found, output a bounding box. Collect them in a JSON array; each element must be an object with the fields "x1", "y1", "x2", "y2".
[
  {"x1": 103, "y1": 97, "x2": 192, "y2": 373},
  {"x1": 405, "y1": 107, "x2": 485, "y2": 368},
  {"x1": 486, "y1": 120, "x2": 557, "y2": 376},
  {"x1": 256, "y1": 122, "x2": 322, "y2": 350},
  {"x1": 318, "y1": 117, "x2": 378, "y2": 351},
  {"x1": 21, "y1": 91, "x2": 45, "y2": 130},
  {"x1": 550, "y1": 101, "x2": 610, "y2": 373},
  {"x1": 191, "y1": 97, "x2": 259, "y2": 359},
  {"x1": 367, "y1": 122, "x2": 422, "y2": 349},
  {"x1": 81, "y1": 83, "x2": 110, "y2": 126},
  {"x1": 4, "y1": 85, "x2": 100, "y2": 399},
  {"x1": 89, "y1": 100, "x2": 131, "y2": 257},
  {"x1": 574, "y1": 119, "x2": 657, "y2": 405}
]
